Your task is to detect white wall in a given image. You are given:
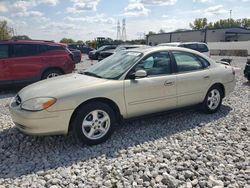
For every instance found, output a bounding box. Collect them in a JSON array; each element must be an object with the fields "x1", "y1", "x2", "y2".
[{"x1": 208, "y1": 41, "x2": 250, "y2": 55}]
